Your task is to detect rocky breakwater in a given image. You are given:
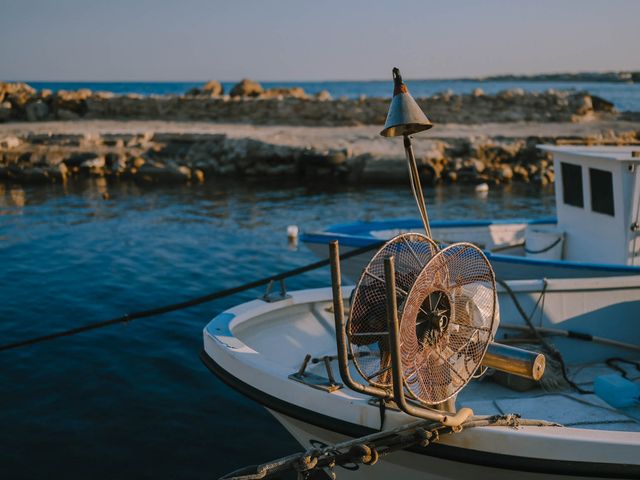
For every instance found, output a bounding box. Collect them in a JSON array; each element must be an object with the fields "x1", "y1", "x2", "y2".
[
  {"x1": 0, "y1": 80, "x2": 619, "y2": 126},
  {"x1": 2, "y1": 126, "x2": 639, "y2": 186},
  {"x1": 0, "y1": 130, "x2": 355, "y2": 184}
]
